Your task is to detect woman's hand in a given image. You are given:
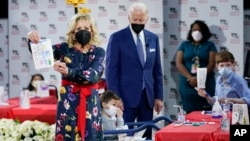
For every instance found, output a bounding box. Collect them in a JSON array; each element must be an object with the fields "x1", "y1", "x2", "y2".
[
  {"x1": 27, "y1": 31, "x2": 40, "y2": 43},
  {"x1": 53, "y1": 61, "x2": 68, "y2": 75},
  {"x1": 188, "y1": 77, "x2": 197, "y2": 87}
]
